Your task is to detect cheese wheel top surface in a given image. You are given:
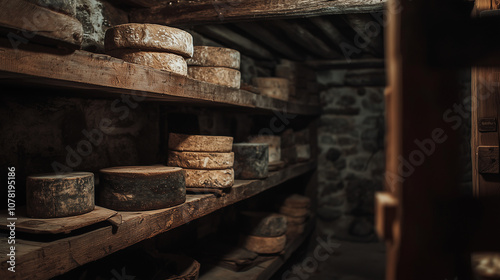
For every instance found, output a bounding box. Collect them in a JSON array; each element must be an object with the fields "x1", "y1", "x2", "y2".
[
  {"x1": 28, "y1": 172, "x2": 93, "y2": 180},
  {"x1": 169, "y1": 133, "x2": 233, "y2": 152}
]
